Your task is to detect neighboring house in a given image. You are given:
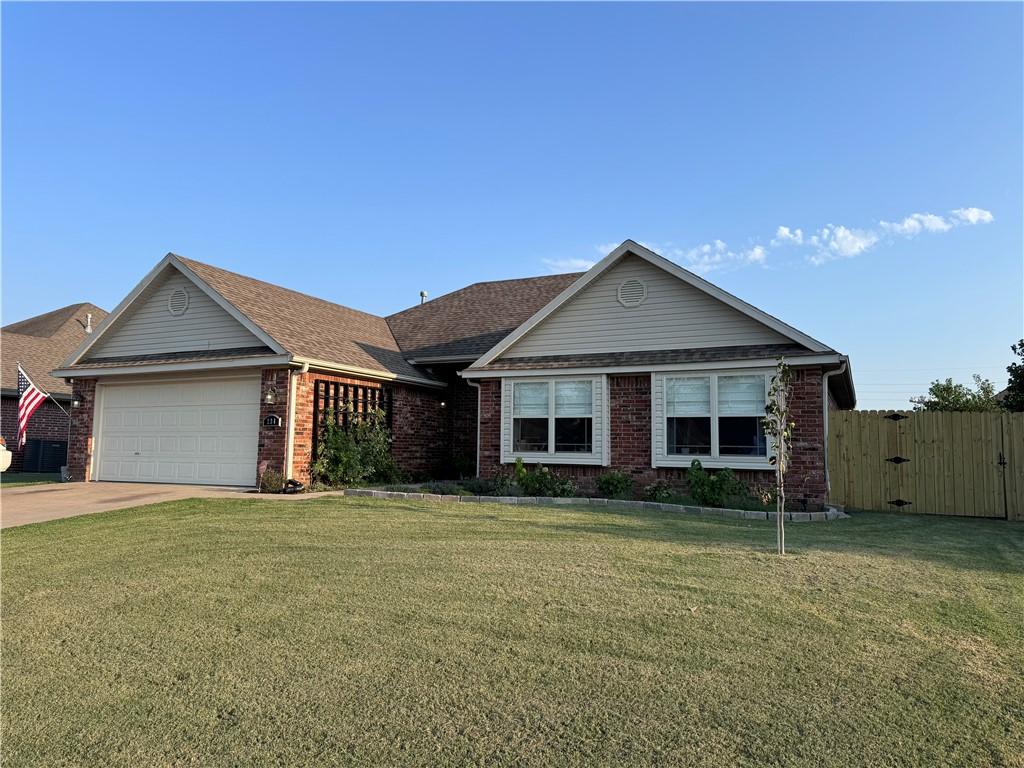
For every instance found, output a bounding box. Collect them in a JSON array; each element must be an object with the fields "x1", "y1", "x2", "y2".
[
  {"x1": 53, "y1": 241, "x2": 856, "y2": 508},
  {"x1": 2, "y1": 303, "x2": 107, "y2": 473}
]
